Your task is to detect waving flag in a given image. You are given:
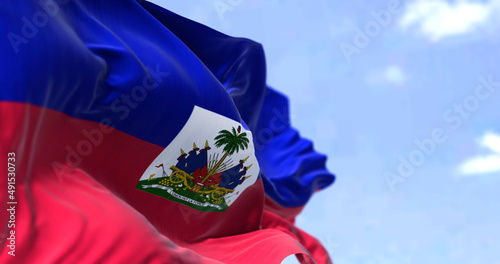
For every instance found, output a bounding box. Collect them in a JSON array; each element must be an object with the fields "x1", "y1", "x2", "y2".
[{"x1": 0, "y1": 1, "x2": 335, "y2": 263}]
